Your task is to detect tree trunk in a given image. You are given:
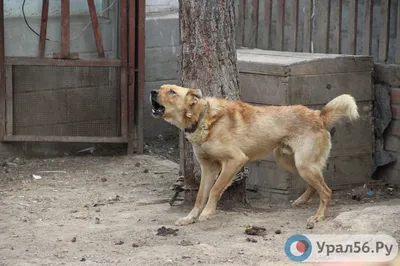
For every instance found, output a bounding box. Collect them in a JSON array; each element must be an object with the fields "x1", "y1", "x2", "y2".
[{"x1": 178, "y1": 0, "x2": 247, "y2": 205}]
